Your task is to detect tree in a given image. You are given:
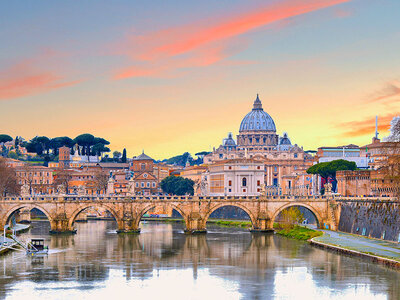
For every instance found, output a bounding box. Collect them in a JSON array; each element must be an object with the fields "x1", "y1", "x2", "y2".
[
  {"x1": 113, "y1": 151, "x2": 121, "y2": 161},
  {"x1": 382, "y1": 117, "x2": 400, "y2": 198},
  {"x1": 121, "y1": 148, "x2": 127, "y2": 163},
  {"x1": 279, "y1": 206, "x2": 305, "y2": 229},
  {"x1": 50, "y1": 137, "x2": 74, "y2": 155},
  {"x1": 385, "y1": 116, "x2": 400, "y2": 142},
  {"x1": 0, "y1": 158, "x2": 19, "y2": 196},
  {"x1": 74, "y1": 134, "x2": 95, "y2": 156},
  {"x1": 160, "y1": 176, "x2": 194, "y2": 195},
  {"x1": 7, "y1": 151, "x2": 18, "y2": 159},
  {"x1": 92, "y1": 169, "x2": 109, "y2": 194},
  {"x1": 53, "y1": 169, "x2": 73, "y2": 194},
  {"x1": 92, "y1": 143, "x2": 110, "y2": 157},
  {"x1": 26, "y1": 136, "x2": 51, "y2": 156},
  {"x1": 307, "y1": 159, "x2": 356, "y2": 192},
  {"x1": 0, "y1": 134, "x2": 12, "y2": 144}
]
